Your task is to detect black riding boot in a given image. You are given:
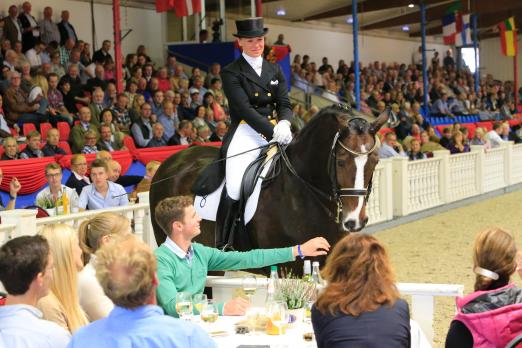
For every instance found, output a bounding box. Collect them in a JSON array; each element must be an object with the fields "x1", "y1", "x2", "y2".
[{"x1": 215, "y1": 192, "x2": 240, "y2": 250}]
